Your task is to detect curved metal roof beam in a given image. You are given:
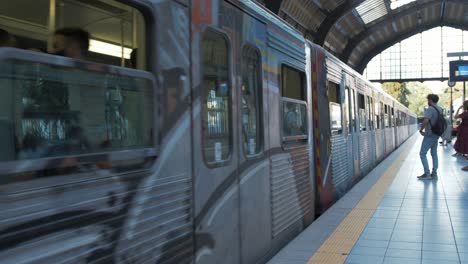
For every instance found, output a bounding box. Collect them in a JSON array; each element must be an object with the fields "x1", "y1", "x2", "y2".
[
  {"x1": 355, "y1": 21, "x2": 468, "y2": 74},
  {"x1": 341, "y1": 0, "x2": 466, "y2": 63},
  {"x1": 314, "y1": 0, "x2": 366, "y2": 46}
]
